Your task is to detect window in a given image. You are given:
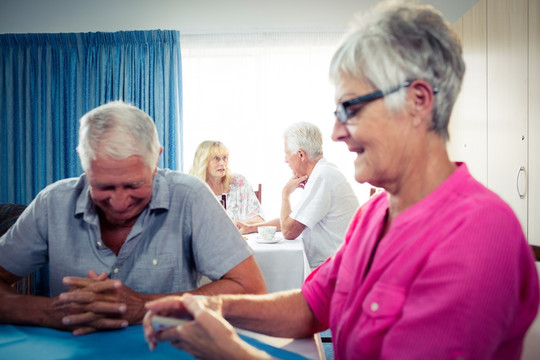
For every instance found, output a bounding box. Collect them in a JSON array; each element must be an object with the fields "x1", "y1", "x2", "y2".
[{"x1": 180, "y1": 31, "x2": 369, "y2": 217}]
